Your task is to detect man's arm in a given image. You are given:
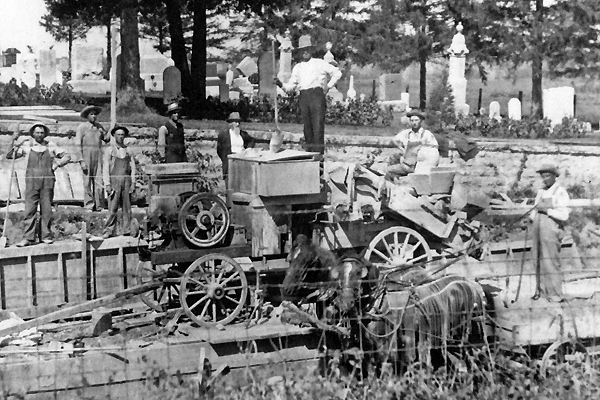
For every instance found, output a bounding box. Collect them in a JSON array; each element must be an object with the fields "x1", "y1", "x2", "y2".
[
  {"x1": 50, "y1": 143, "x2": 71, "y2": 170},
  {"x1": 548, "y1": 187, "x2": 570, "y2": 222},
  {"x1": 103, "y1": 147, "x2": 112, "y2": 190},
  {"x1": 96, "y1": 122, "x2": 111, "y2": 143},
  {"x1": 157, "y1": 126, "x2": 167, "y2": 159},
  {"x1": 75, "y1": 124, "x2": 85, "y2": 163},
  {"x1": 241, "y1": 130, "x2": 256, "y2": 148},
  {"x1": 422, "y1": 130, "x2": 439, "y2": 149},
  {"x1": 392, "y1": 132, "x2": 407, "y2": 156},
  {"x1": 281, "y1": 65, "x2": 300, "y2": 91},
  {"x1": 324, "y1": 61, "x2": 342, "y2": 91},
  {"x1": 6, "y1": 134, "x2": 27, "y2": 159}
]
